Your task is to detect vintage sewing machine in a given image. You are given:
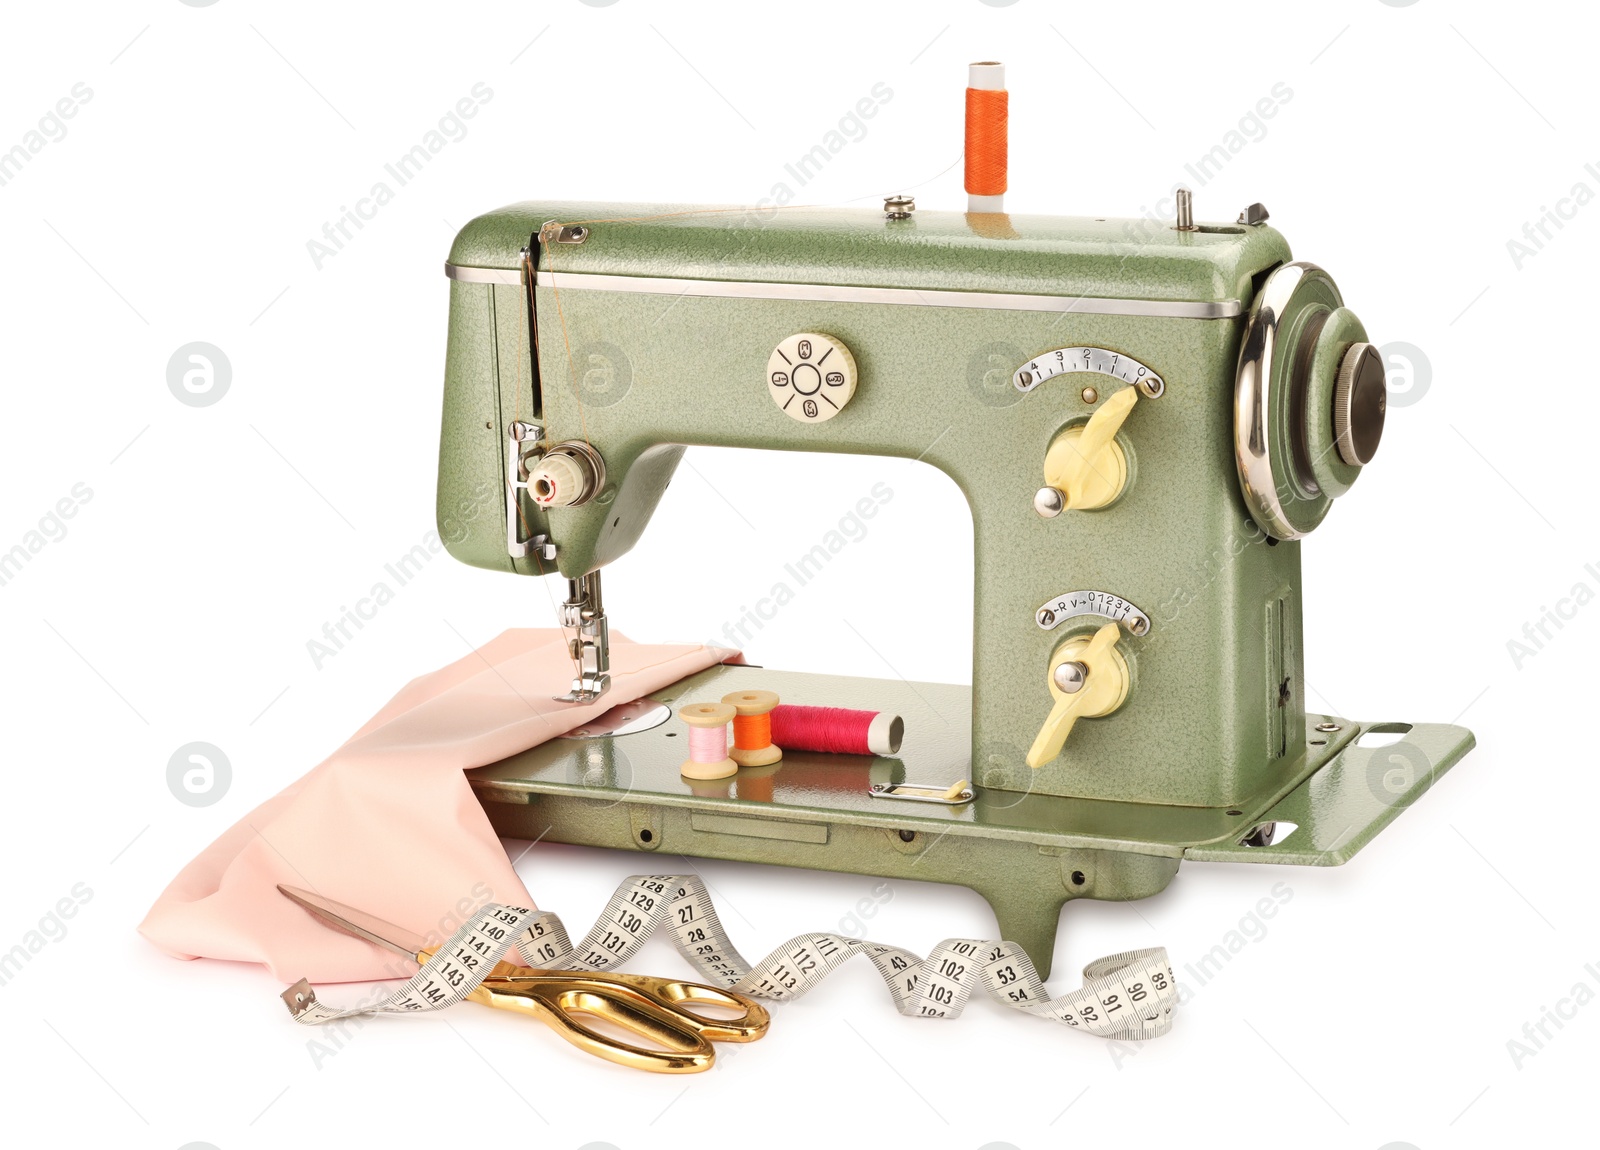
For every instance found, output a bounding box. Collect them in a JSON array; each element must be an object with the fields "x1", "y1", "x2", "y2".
[{"x1": 438, "y1": 187, "x2": 1475, "y2": 976}]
